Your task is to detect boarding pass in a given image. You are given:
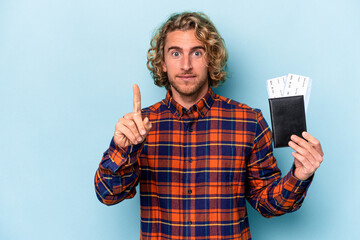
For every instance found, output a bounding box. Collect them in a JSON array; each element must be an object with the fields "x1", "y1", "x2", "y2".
[{"x1": 266, "y1": 73, "x2": 312, "y2": 111}]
